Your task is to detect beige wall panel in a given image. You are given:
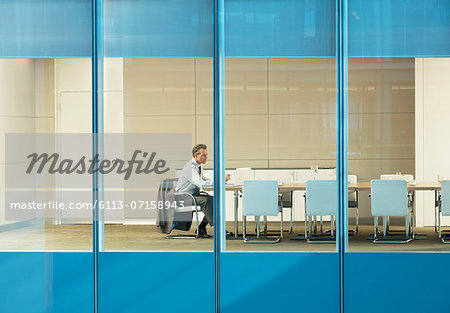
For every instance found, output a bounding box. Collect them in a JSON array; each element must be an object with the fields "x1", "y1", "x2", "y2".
[
  {"x1": 225, "y1": 160, "x2": 269, "y2": 169},
  {"x1": 348, "y1": 113, "x2": 414, "y2": 159},
  {"x1": 104, "y1": 92, "x2": 124, "y2": 133},
  {"x1": 0, "y1": 59, "x2": 35, "y2": 117},
  {"x1": 225, "y1": 115, "x2": 268, "y2": 159},
  {"x1": 35, "y1": 59, "x2": 55, "y2": 118},
  {"x1": 348, "y1": 159, "x2": 415, "y2": 183},
  {"x1": 196, "y1": 58, "x2": 213, "y2": 115},
  {"x1": 59, "y1": 92, "x2": 91, "y2": 133},
  {"x1": 348, "y1": 58, "x2": 414, "y2": 114},
  {"x1": 0, "y1": 117, "x2": 35, "y2": 164},
  {"x1": 123, "y1": 58, "x2": 195, "y2": 116},
  {"x1": 195, "y1": 115, "x2": 214, "y2": 155},
  {"x1": 225, "y1": 58, "x2": 267, "y2": 115},
  {"x1": 35, "y1": 117, "x2": 54, "y2": 133},
  {"x1": 269, "y1": 114, "x2": 336, "y2": 160},
  {"x1": 269, "y1": 159, "x2": 336, "y2": 169},
  {"x1": 104, "y1": 58, "x2": 123, "y2": 92},
  {"x1": 268, "y1": 58, "x2": 336, "y2": 114},
  {"x1": 55, "y1": 59, "x2": 91, "y2": 92},
  {"x1": 124, "y1": 115, "x2": 195, "y2": 137}
]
